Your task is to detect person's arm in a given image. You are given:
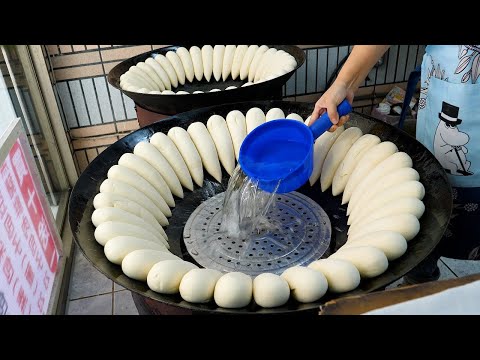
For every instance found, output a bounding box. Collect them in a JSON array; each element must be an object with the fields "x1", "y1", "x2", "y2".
[{"x1": 310, "y1": 45, "x2": 390, "y2": 131}]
